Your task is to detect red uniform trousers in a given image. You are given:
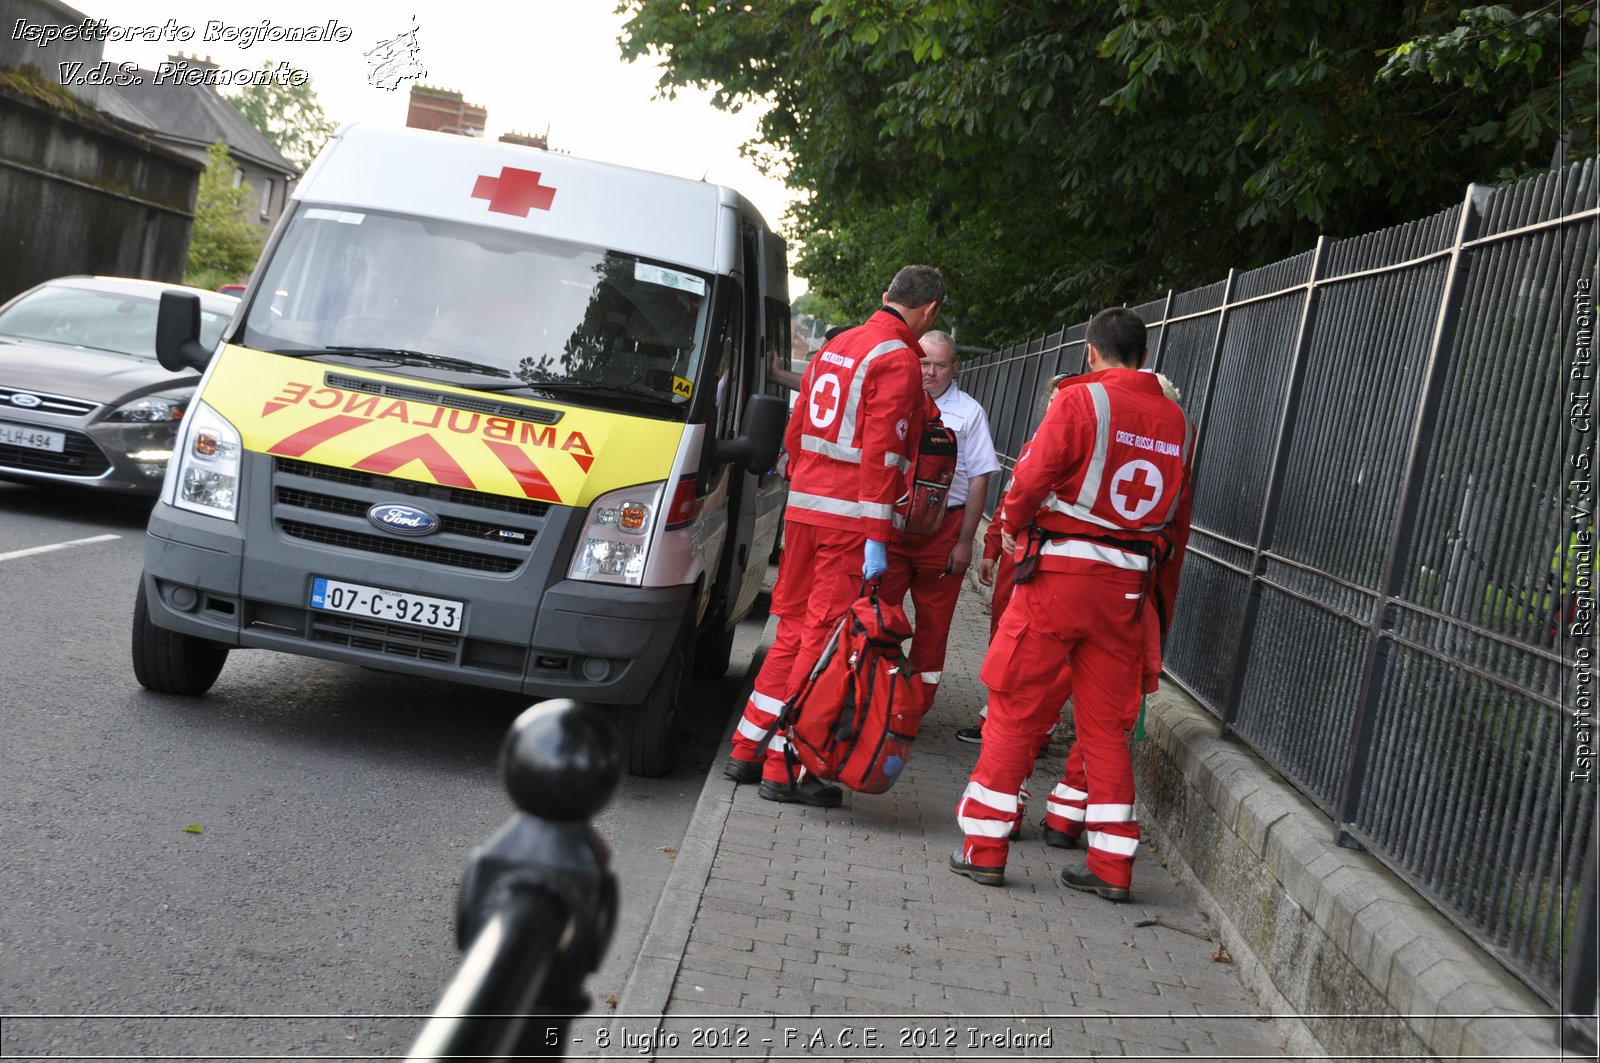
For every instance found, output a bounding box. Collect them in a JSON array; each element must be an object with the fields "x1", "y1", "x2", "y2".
[
  {"x1": 877, "y1": 506, "x2": 965, "y2": 709},
  {"x1": 988, "y1": 551, "x2": 1016, "y2": 641},
  {"x1": 958, "y1": 567, "x2": 1146, "y2": 887},
  {"x1": 727, "y1": 521, "x2": 866, "y2": 782},
  {"x1": 1042, "y1": 613, "x2": 1163, "y2": 842}
]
